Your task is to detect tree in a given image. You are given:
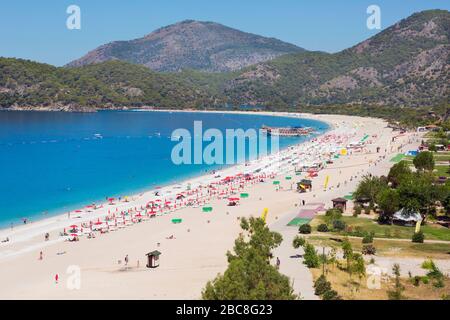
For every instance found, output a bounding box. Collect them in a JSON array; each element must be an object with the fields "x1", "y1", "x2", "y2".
[
  {"x1": 202, "y1": 217, "x2": 296, "y2": 300},
  {"x1": 292, "y1": 236, "x2": 306, "y2": 249},
  {"x1": 354, "y1": 175, "x2": 387, "y2": 207},
  {"x1": 324, "y1": 208, "x2": 342, "y2": 226},
  {"x1": 397, "y1": 172, "x2": 435, "y2": 214},
  {"x1": 314, "y1": 275, "x2": 331, "y2": 296},
  {"x1": 303, "y1": 243, "x2": 320, "y2": 268},
  {"x1": 350, "y1": 253, "x2": 366, "y2": 283},
  {"x1": 422, "y1": 259, "x2": 445, "y2": 288},
  {"x1": 377, "y1": 188, "x2": 400, "y2": 223},
  {"x1": 387, "y1": 161, "x2": 412, "y2": 188},
  {"x1": 413, "y1": 151, "x2": 435, "y2": 172},
  {"x1": 342, "y1": 239, "x2": 354, "y2": 274},
  {"x1": 443, "y1": 195, "x2": 450, "y2": 216},
  {"x1": 387, "y1": 264, "x2": 404, "y2": 300}
]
